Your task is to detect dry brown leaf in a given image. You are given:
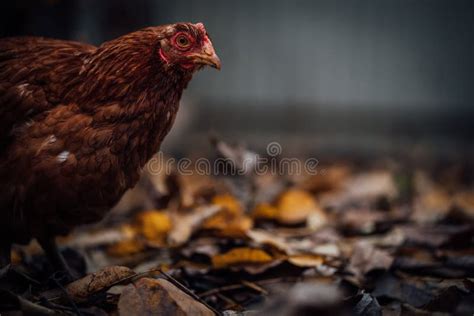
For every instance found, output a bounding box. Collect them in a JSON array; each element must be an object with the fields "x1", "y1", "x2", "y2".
[
  {"x1": 178, "y1": 173, "x2": 219, "y2": 208},
  {"x1": 320, "y1": 170, "x2": 397, "y2": 209},
  {"x1": 297, "y1": 165, "x2": 351, "y2": 193},
  {"x1": 118, "y1": 277, "x2": 213, "y2": 316},
  {"x1": 10, "y1": 249, "x2": 22, "y2": 264},
  {"x1": 413, "y1": 188, "x2": 452, "y2": 223},
  {"x1": 246, "y1": 229, "x2": 290, "y2": 253},
  {"x1": 212, "y1": 247, "x2": 273, "y2": 269},
  {"x1": 348, "y1": 241, "x2": 394, "y2": 280},
  {"x1": 453, "y1": 191, "x2": 474, "y2": 219},
  {"x1": 67, "y1": 266, "x2": 136, "y2": 302},
  {"x1": 251, "y1": 172, "x2": 287, "y2": 206},
  {"x1": 168, "y1": 205, "x2": 222, "y2": 246},
  {"x1": 136, "y1": 210, "x2": 171, "y2": 243},
  {"x1": 340, "y1": 209, "x2": 386, "y2": 234}
]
